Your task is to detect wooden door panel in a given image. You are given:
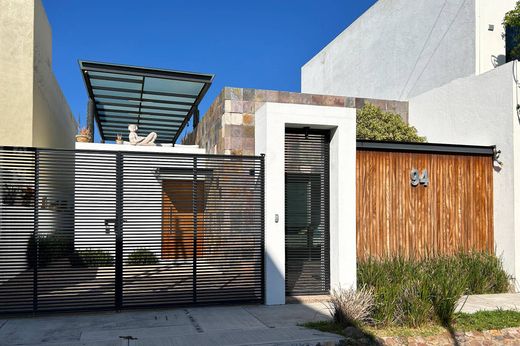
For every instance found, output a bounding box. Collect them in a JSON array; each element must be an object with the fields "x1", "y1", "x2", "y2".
[{"x1": 162, "y1": 180, "x2": 205, "y2": 260}]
